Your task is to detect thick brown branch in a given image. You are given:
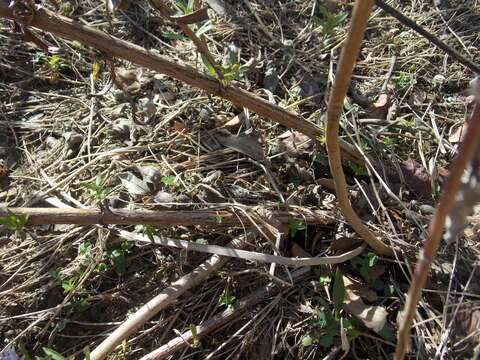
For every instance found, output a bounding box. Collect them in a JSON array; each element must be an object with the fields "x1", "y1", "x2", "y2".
[
  {"x1": 0, "y1": 207, "x2": 334, "y2": 227},
  {"x1": 0, "y1": 3, "x2": 363, "y2": 165}
]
